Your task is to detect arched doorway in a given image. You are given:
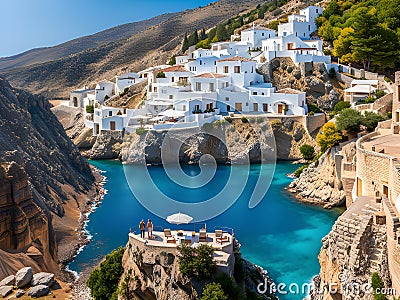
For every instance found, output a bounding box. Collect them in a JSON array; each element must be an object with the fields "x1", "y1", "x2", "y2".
[{"x1": 73, "y1": 97, "x2": 78, "y2": 107}]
